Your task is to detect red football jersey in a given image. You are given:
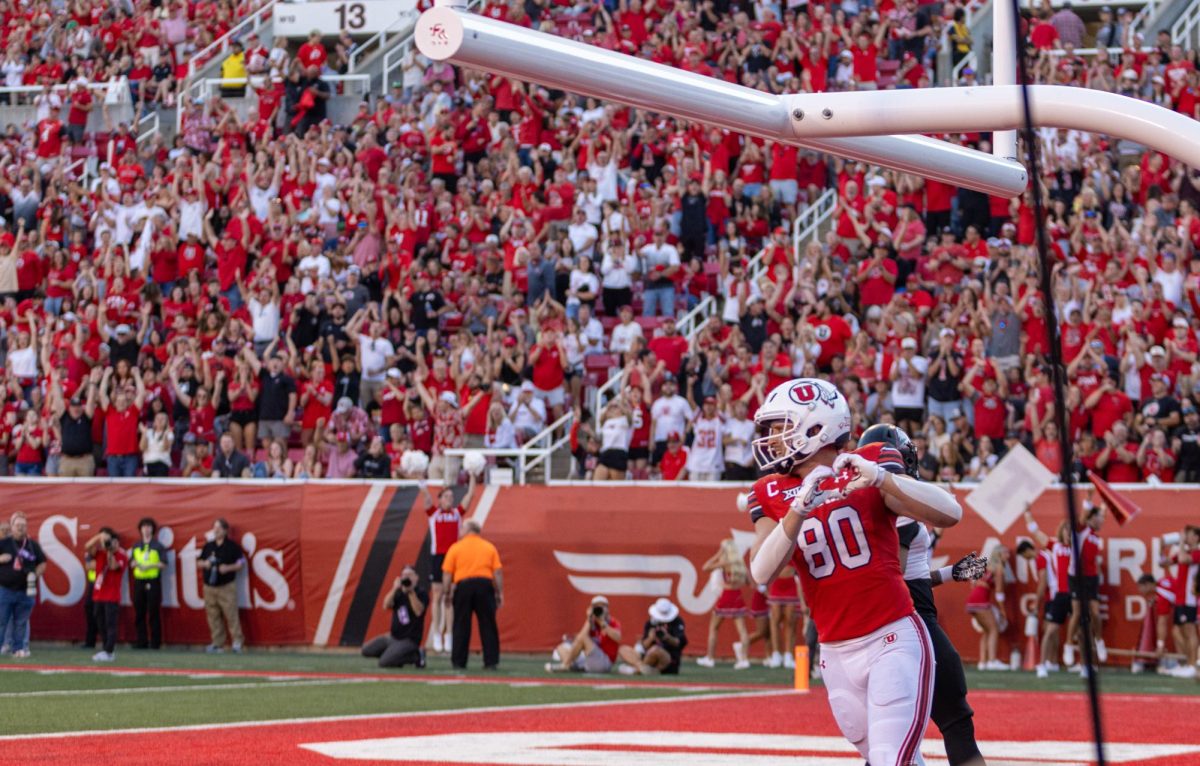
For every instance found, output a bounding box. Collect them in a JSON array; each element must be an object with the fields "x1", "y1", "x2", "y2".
[
  {"x1": 1172, "y1": 549, "x2": 1200, "y2": 608},
  {"x1": 747, "y1": 445, "x2": 914, "y2": 642},
  {"x1": 427, "y1": 504, "x2": 463, "y2": 556}
]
